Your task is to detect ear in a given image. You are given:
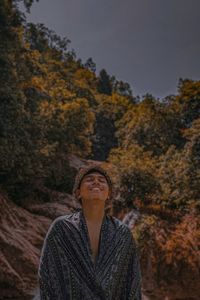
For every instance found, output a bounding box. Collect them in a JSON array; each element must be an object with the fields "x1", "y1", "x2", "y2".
[
  {"x1": 75, "y1": 188, "x2": 81, "y2": 199},
  {"x1": 108, "y1": 189, "x2": 112, "y2": 199},
  {"x1": 74, "y1": 188, "x2": 82, "y2": 204}
]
